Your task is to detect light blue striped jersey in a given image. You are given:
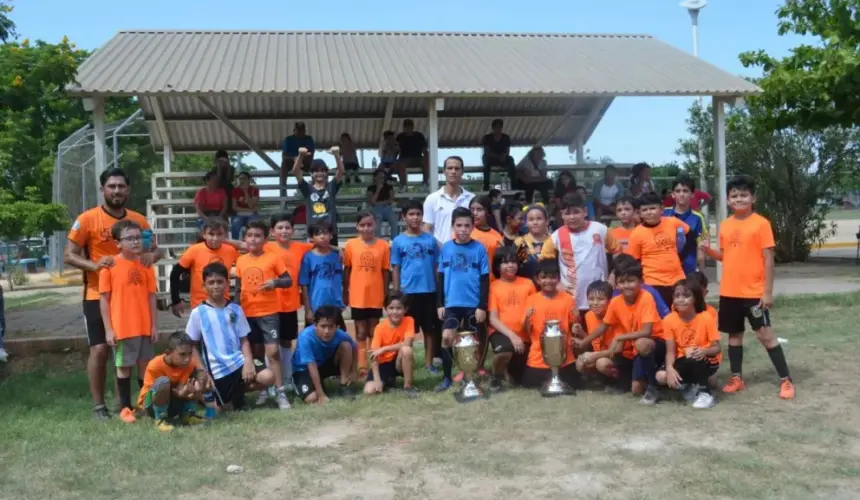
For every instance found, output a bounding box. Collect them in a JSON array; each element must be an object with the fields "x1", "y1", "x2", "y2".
[{"x1": 185, "y1": 301, "x2": 250, "y2": 380}]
